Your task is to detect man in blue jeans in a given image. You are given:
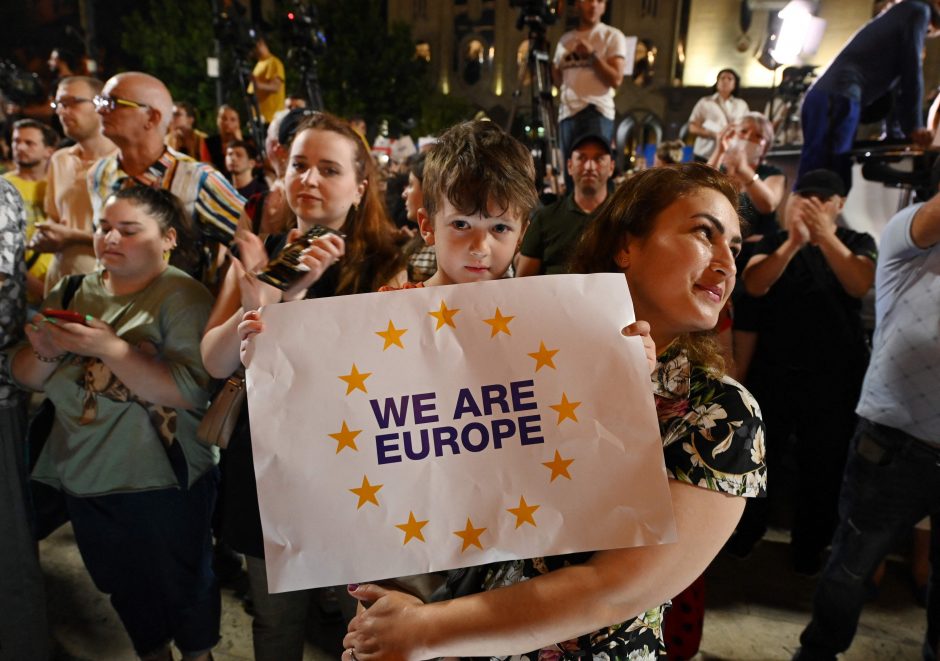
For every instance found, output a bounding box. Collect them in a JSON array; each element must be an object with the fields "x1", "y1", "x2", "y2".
[
  {"x1": 797, "y1": 0, "x2": 940, "y2": 192},
  {"x1": 793, "y1": 166, "x2": 940, "y2": 660},
  {"x1": 552, "y1": 0, "x2": 627, "y2": 191}
]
